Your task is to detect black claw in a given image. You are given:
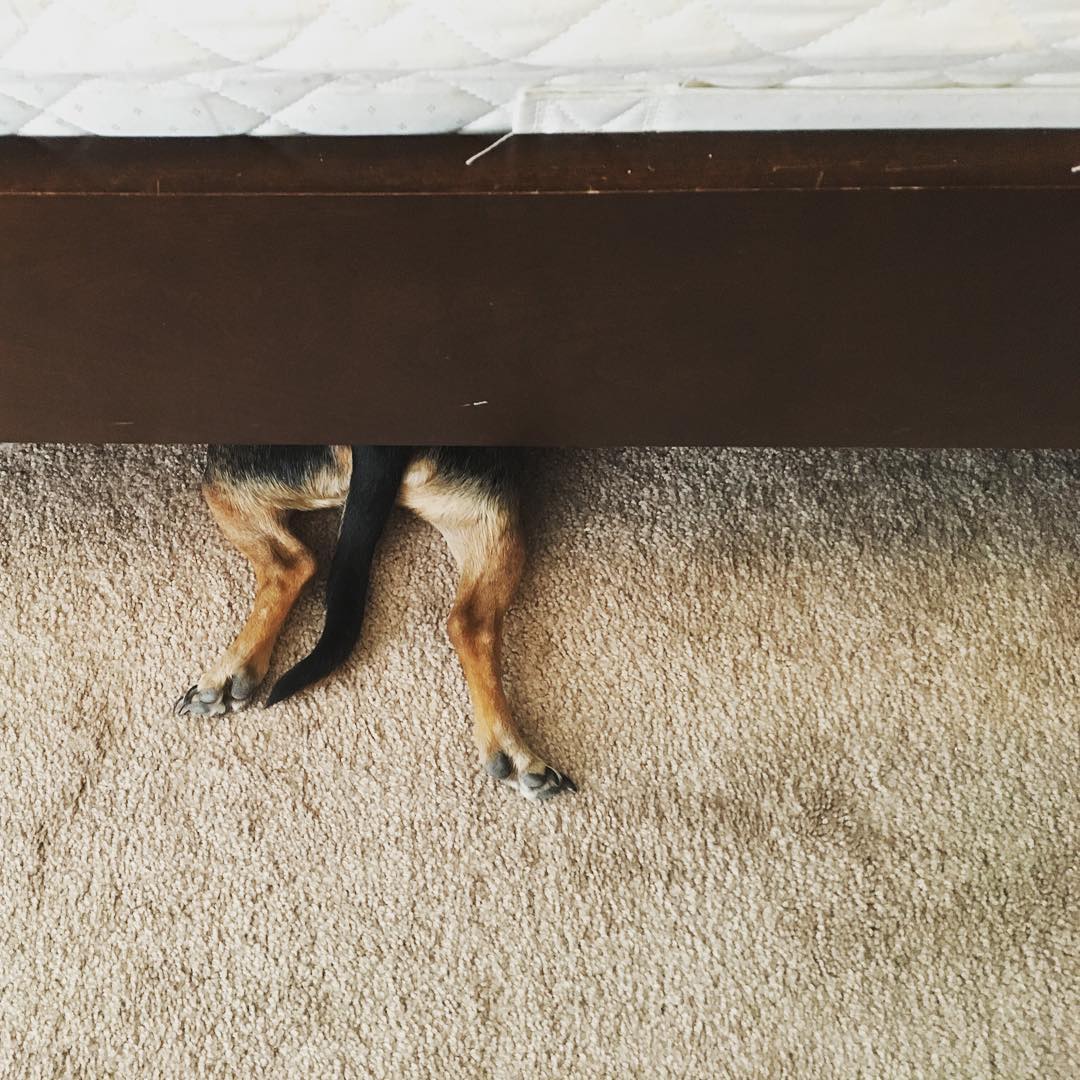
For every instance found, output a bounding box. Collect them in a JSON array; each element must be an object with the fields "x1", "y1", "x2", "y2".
[
  {"x1": 537, "y1": 770, "x2": 577, "y2": 800},
  {"x1": 174, "y1": 686, "x2": 197, "y2": 716}
]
